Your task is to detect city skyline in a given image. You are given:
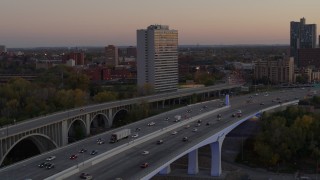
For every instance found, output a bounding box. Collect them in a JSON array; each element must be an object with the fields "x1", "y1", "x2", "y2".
[{"x1": 1, "y1": 0, "x2": 320, "y2": 48}]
